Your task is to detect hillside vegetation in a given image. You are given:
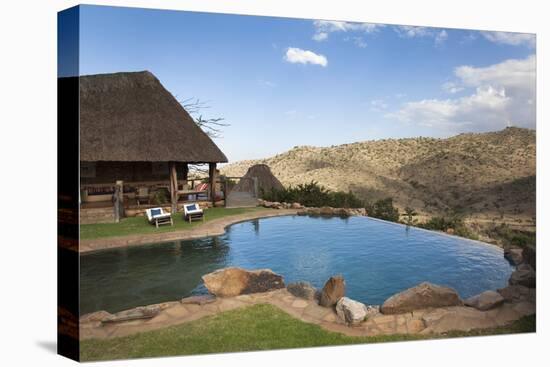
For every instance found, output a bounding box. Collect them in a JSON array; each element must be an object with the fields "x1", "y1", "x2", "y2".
[{"x1": 222, "y1": 127, "x2": 536, "y2": 243}]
